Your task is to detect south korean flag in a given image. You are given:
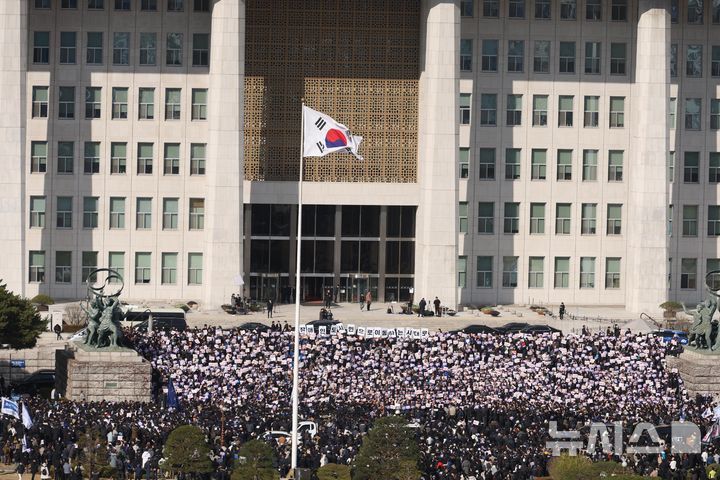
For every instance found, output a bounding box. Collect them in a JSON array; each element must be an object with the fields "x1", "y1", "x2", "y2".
[{"x1": 302, "y1": 105, "x2": 364, "y2": 160}]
